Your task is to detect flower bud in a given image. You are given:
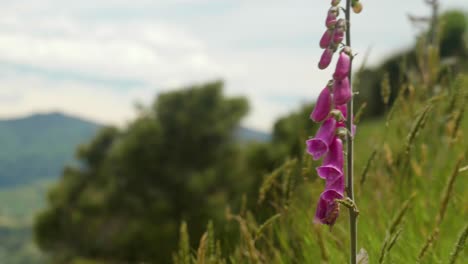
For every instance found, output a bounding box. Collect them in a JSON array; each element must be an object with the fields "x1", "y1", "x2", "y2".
[
  {"x1": 319, "y1": 48, "x2": 334, "y2": 70},
  {"x1": 306, "y1": 118, "x2": 337, "y2": 160},
  {"x1": 333, "y1": 77, "x2": 352, "y2": 105},
  {"x1": 352, "y1": 1, "x2": 363, "y2": 14},
  {"x1": 310, "y1": 85, "x2": 332, "y2": 122},
  {"x1": 335, "y1": 127, "x2": 348, "y2": 140},
  {"x1": 336, "y1": 104, "x2": 347, "y2": 119},
  {"x1": 331, "y1": 0, "x2": 341, "y2": 7},
  {"x1": 333, "y1": 30, "x2": 344, "y2": 44},
  {"x1": 332, "y1": 19, "x2": 346, "y2": 44},
  {"x1": 337, "y1": 122, "x2": 356, "y2": 137},
  {"x1": 329, "y1": 109, "x2": 345, "y2": 122},
  {"x1": 319, "y1": 30, "x2": 333, "y2": 49},
  {"x1": 326, "y1": 7, "x2": 339, "y2": 28},
  {"x1": 333, "y1": 51, "x2": 350, "y2": 80}
]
